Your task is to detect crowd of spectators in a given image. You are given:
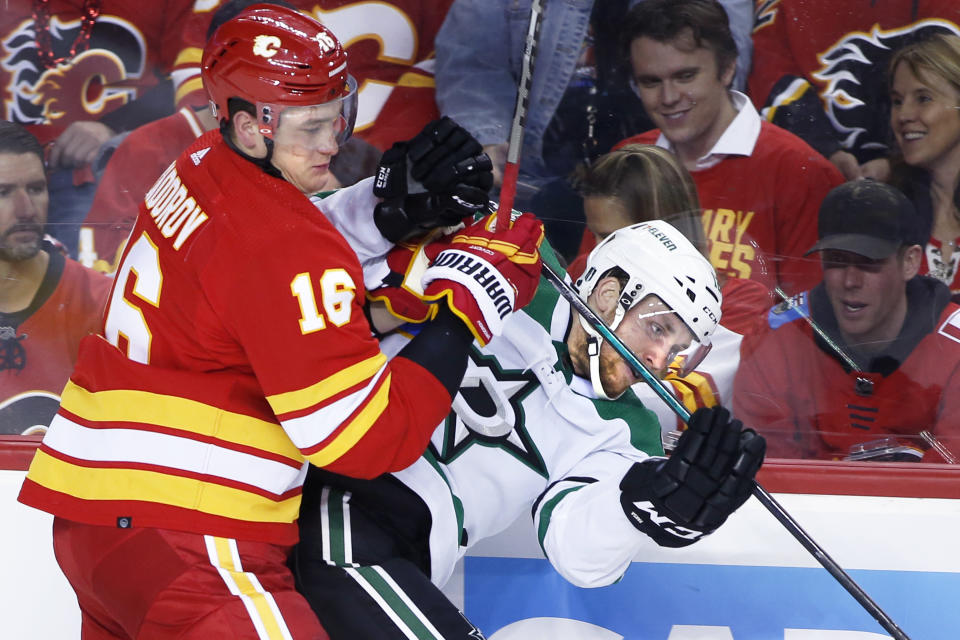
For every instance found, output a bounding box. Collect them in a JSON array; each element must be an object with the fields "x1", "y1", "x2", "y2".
[{"x1": 3, "y1": 0, "x2": 960, "y2": 466}]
